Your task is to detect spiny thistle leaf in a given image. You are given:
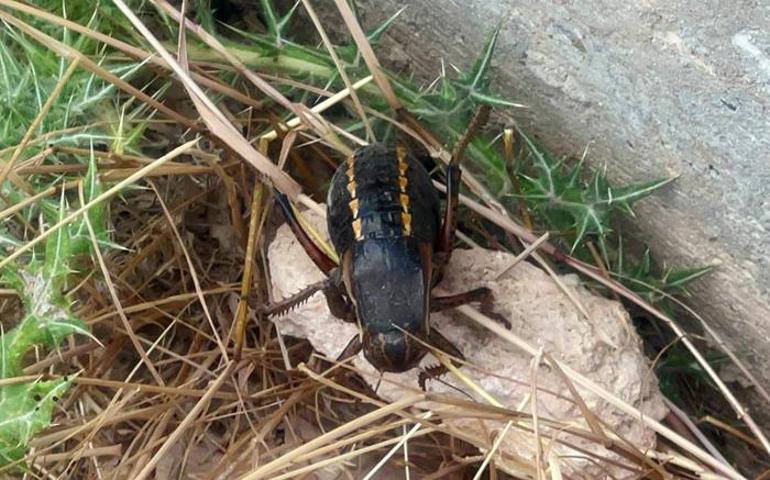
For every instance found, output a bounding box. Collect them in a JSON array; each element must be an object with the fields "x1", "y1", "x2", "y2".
[
  {"x1": 67, "y1": 153, "x2": 107, "y2": 257},
  {"x1": 0, "y1": 156, "x2": 105, "y2": 467},
  {"x1": 464, "y1": 27, "x2": 500, "y2": 90},
  {"x1": 0, "y1": 8, "x2": 137, "y2": 155},
  {"x1": 469, "y1": 90, "x2": 526, "y2": 108},
  {"x1": 43, "y1": 190, "x2": 73, "y2": 286},
  {"x1": 608, "y1": 176, "x2": 679, "y2": 213},
  {"x1": 335, "y1": 6, "x2": 405, "y2": 63},
  {"x1": 259, "y1": 0, "x2": 300, "y2": 48},
  {"x1": 512, "y1": 128, "x2": 675, "y2": 250},
  {"x1": 193, "y1": 0, "x2": 217, "y2": 32},
  {"x1": 610, "y1": 243, "x2": 714, "y2": 311},
  {"x1": 0, "y1": 261, "x2": 90, "y2": 466},
  {"x1": 663, "y1": 265, "x2": 714, "y2": 292},
  {"x1": 259, "y1": 0, "x2": 281, "y2": 41},
  {"x1": 654, "y1": 347, "x2": 726, "y2": 405},
  {"x1": 366, "y1": 6, "x2": 406, "y2": 44},
  {"x1": 635, "y1": 249, "x2": 652, "y2": 278},
  {"x1": 0, "y1": 379, "x2": 71, "y2": 465}
]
